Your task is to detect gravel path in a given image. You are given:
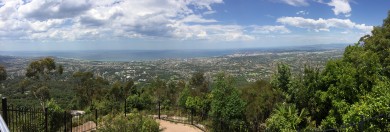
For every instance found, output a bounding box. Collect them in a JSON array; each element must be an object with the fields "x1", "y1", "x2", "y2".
[{"x1": 157, "y1": 119, "x2": 203, "y2": 132}]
